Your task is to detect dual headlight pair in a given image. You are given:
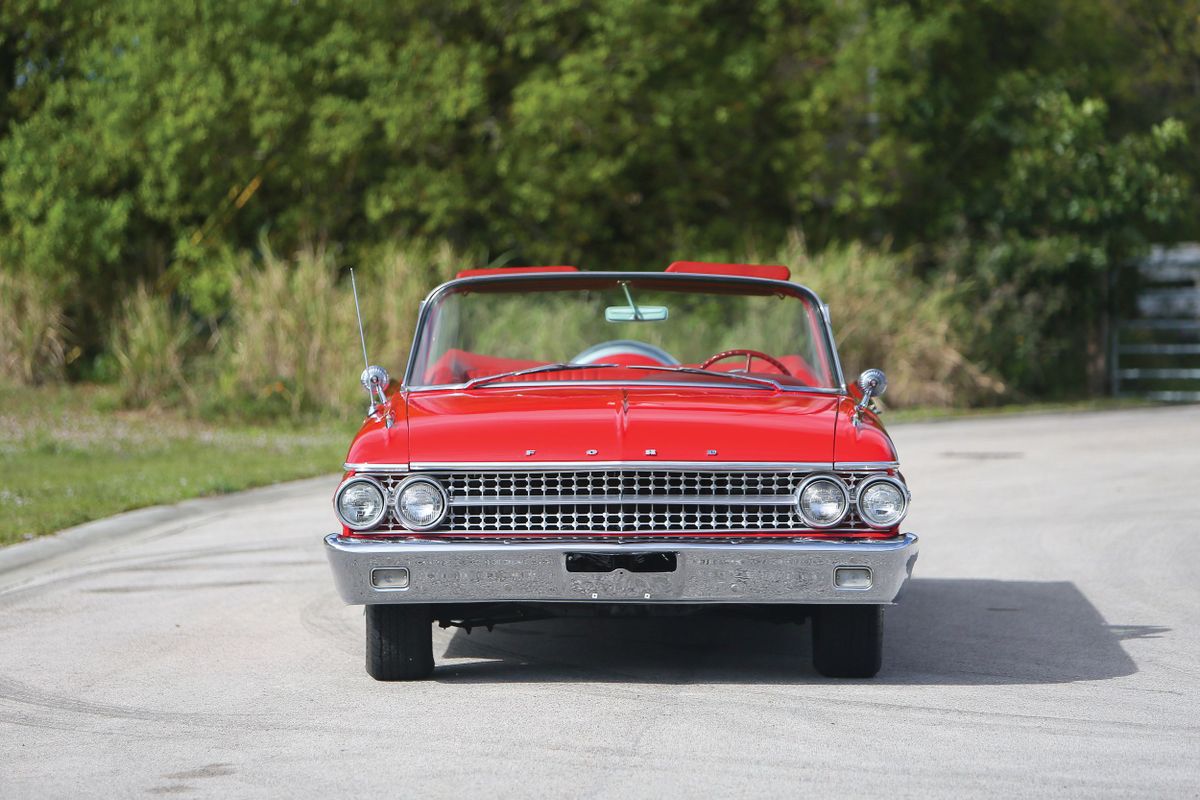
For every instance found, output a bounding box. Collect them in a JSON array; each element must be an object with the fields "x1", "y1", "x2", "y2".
[
  {"x1": 334, "y1": 476, "x2": 447, "y2": 532},
  {"x1": 796, "y1": 474, "x2": 908, "y2": 530}
]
